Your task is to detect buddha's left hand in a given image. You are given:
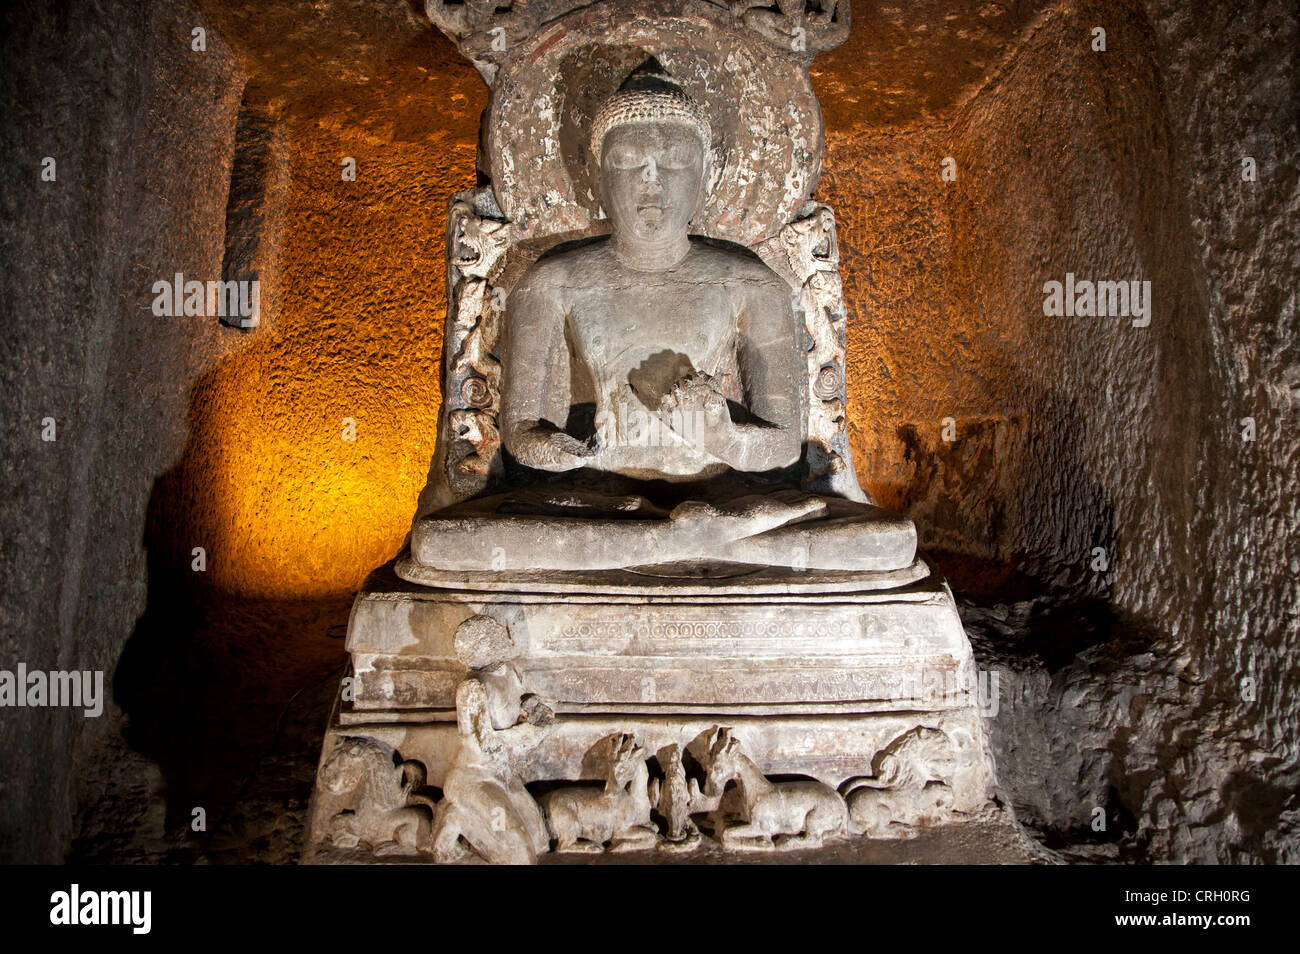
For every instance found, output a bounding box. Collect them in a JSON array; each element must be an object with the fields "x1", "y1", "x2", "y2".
[
  {"x1": 657, "y1": 372, "x2": 730, "y2": 434},
  {"x1": 656, "y1": 371, "x2": 798, "y2": 472}
]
